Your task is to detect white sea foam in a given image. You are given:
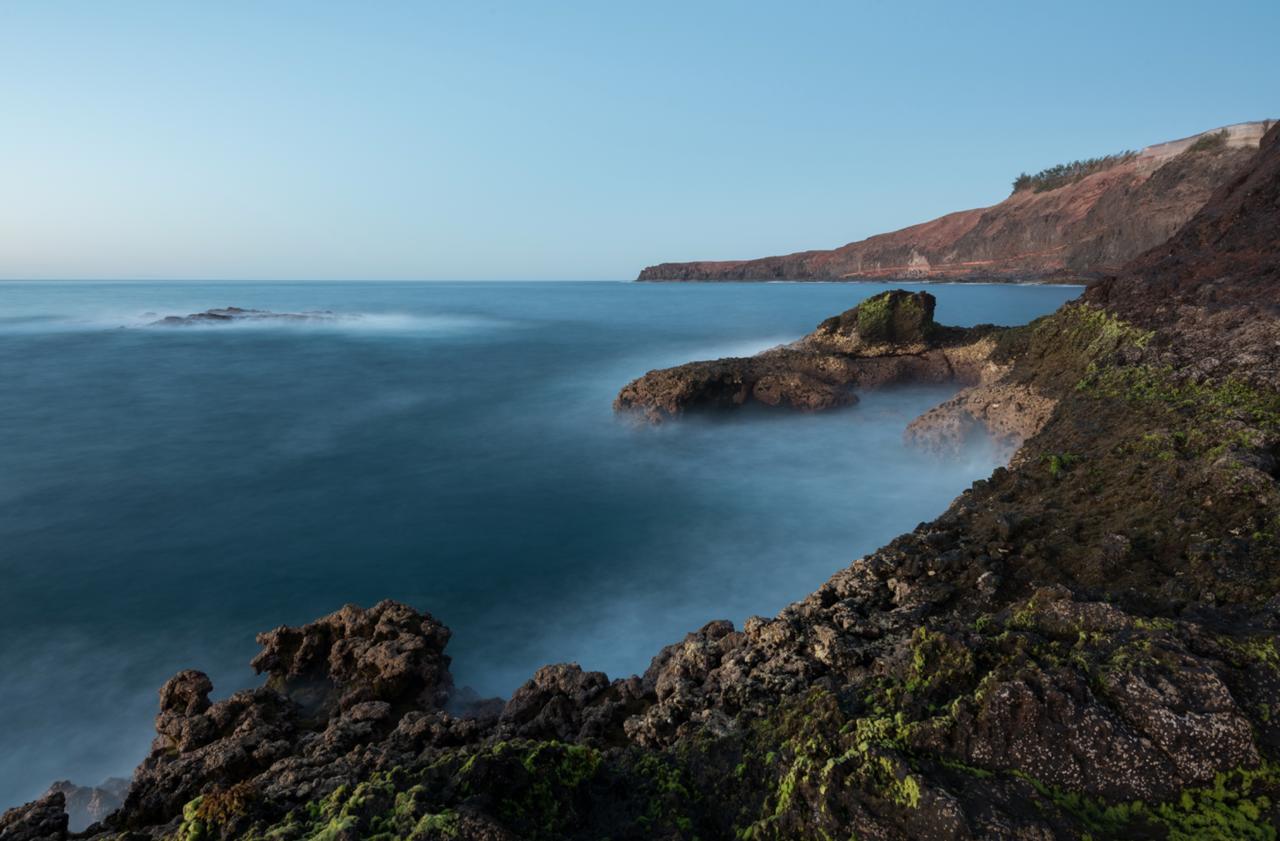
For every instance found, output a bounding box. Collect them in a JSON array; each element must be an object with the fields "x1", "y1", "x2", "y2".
[
  {"x1": 336, "y1": 312, "x2": 509, "y2": 334},
  {"x1": 0, "y1": 310, "x2": 512, "y2": 336},
  {"x1": 683, "y1": 336, "x2": 797, "y2": 360}
]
